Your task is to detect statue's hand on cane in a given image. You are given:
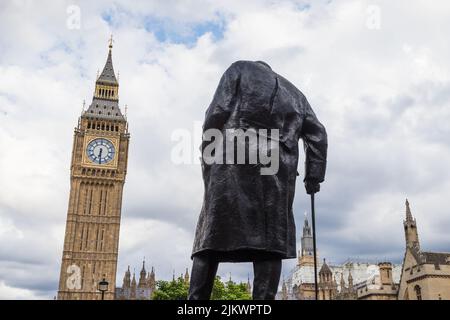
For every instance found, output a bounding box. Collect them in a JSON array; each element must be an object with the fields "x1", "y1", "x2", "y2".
[{"x1": 305, "y1": 179, "x2": 320, "y2": 194}]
